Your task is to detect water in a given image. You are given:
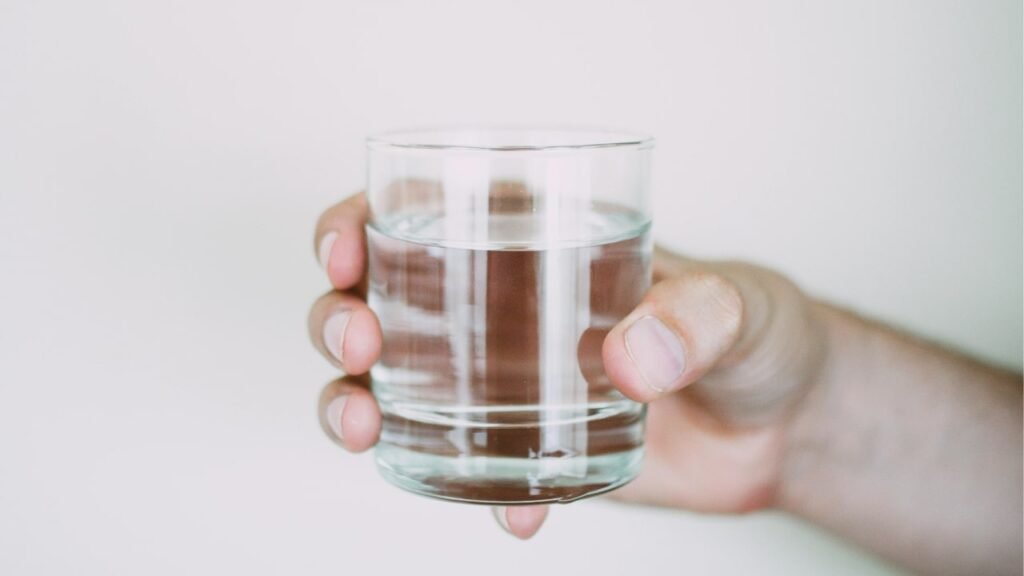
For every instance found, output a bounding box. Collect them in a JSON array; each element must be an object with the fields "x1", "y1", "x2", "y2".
[{"x1": 367, "y1": 205, "x2": 651, "y2": 504}]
